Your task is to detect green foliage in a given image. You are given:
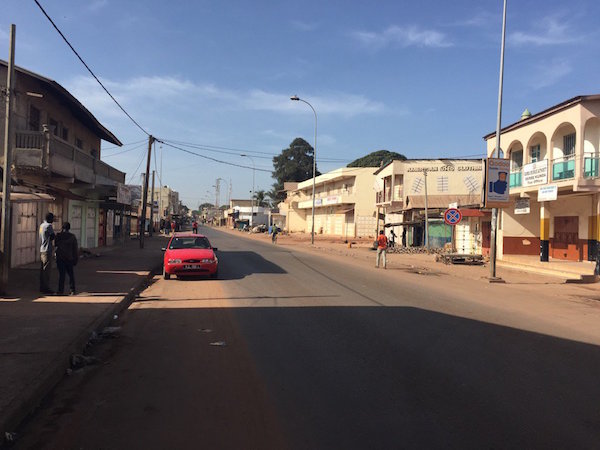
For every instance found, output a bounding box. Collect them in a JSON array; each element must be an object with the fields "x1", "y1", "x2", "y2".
[
  {"x1": 271, "y1": 138, "x2": 320, "y2": 203},
  {"x1": 252, "y1": 190, "x2": 271, "y2": 207},
  {"x1": 347, "y1": 150, "x2": 406, "y2": 168},
  {"x1": 198, "y1": 202, "x2": 213, "y2": 210}
]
